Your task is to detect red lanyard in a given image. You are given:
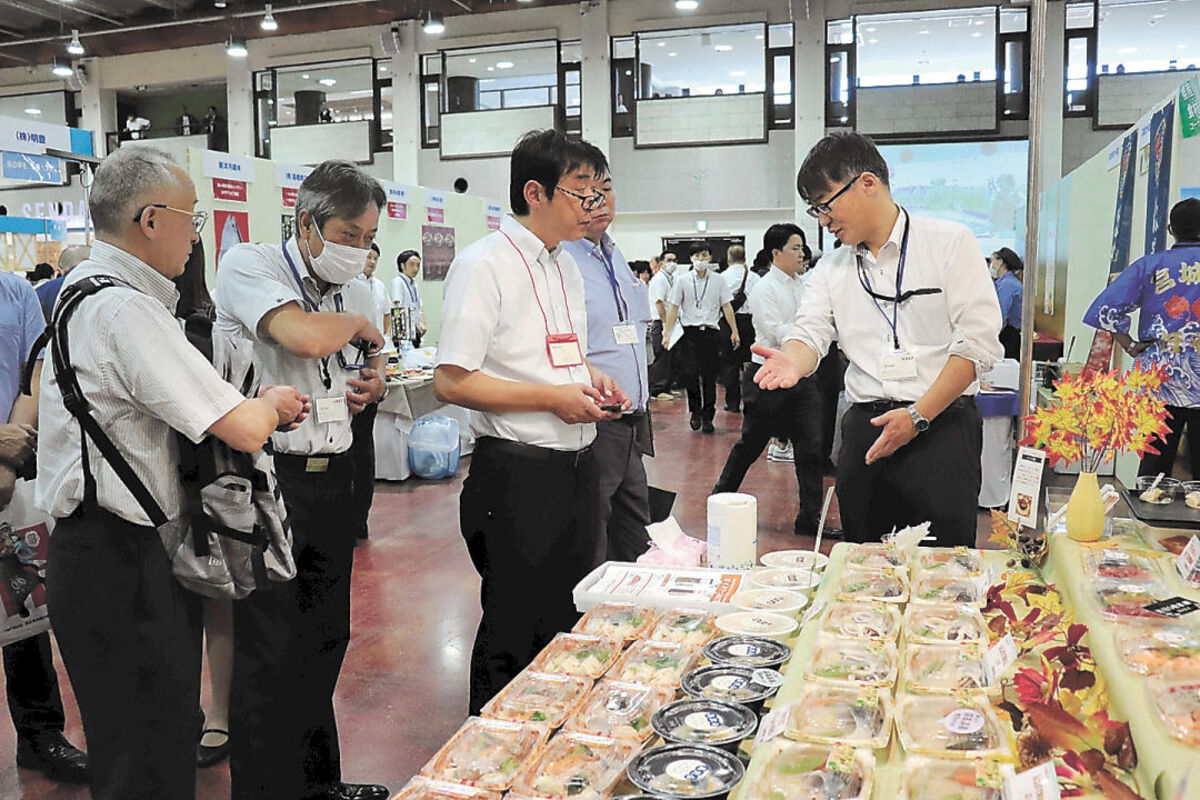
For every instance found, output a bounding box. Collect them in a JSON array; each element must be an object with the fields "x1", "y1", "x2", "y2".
[{"x1": 501, "y1": 230, "x2": 577, "y2": 336}]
